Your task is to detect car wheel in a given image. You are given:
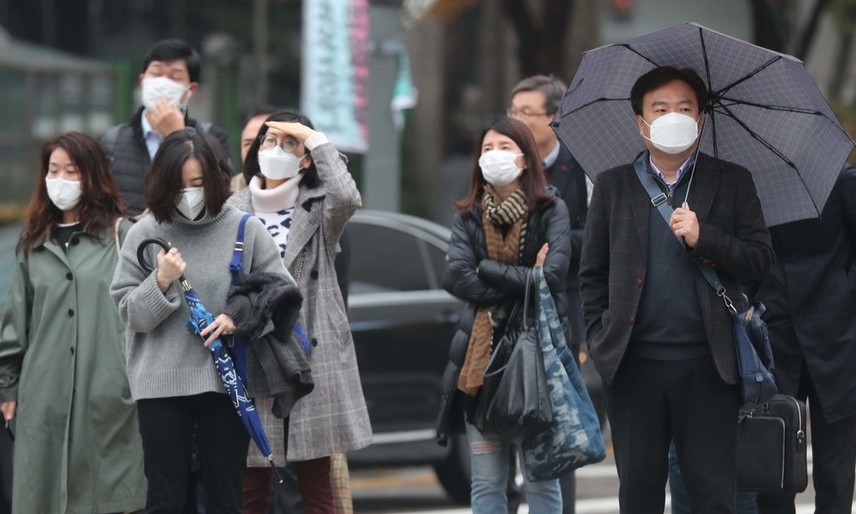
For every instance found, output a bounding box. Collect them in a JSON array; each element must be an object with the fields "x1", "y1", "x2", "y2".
[{"x1": 433, "y1": 433, "x2": 471, "y2": 505}]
